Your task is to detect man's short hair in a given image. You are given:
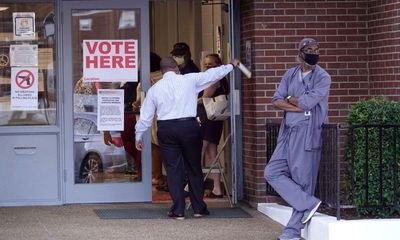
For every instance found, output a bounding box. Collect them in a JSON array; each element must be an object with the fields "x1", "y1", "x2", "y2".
[
  {"x1": 299, "y1": 38, "x2": 319, "y2": 51},
  {"x1": 160, "y1": 57, "x2": 178, "y2": 73}
]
